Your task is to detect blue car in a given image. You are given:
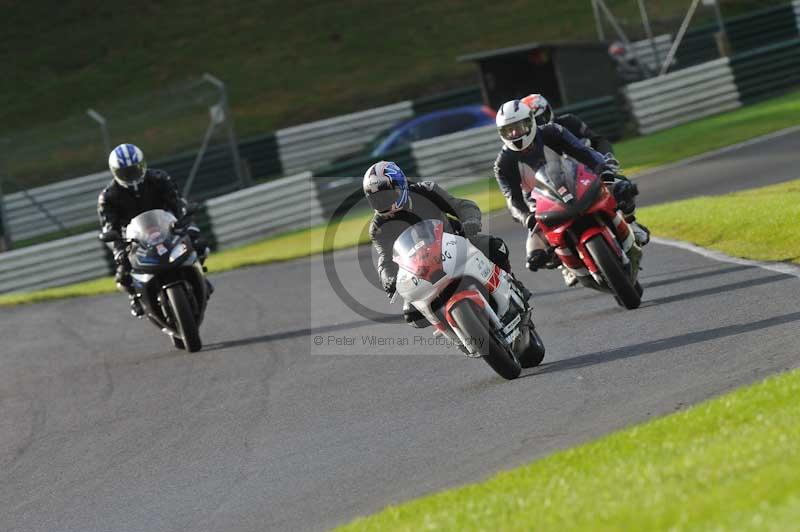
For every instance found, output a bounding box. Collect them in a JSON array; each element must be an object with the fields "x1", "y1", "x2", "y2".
[
  {"x1": 372, "y1": 104, "x2": 496, "y2": 155},
  {"x1": 340, "y1": 105, "x2": 496, "y2": 163}
]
